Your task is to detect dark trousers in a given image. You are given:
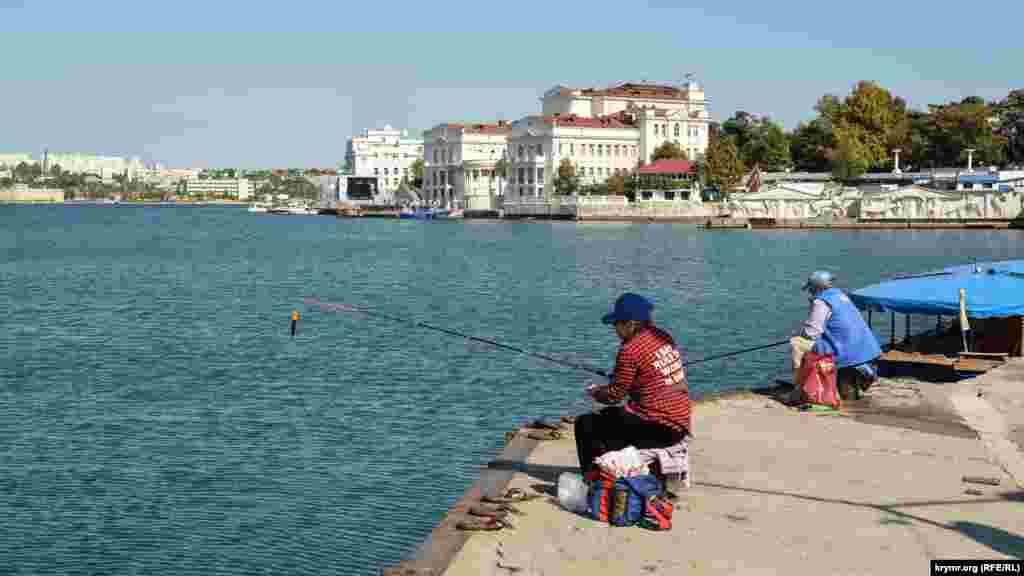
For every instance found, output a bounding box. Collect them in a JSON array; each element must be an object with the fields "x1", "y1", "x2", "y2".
[{"x1": 574, "y1": 406, "x2": 686, "y2": 476}]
